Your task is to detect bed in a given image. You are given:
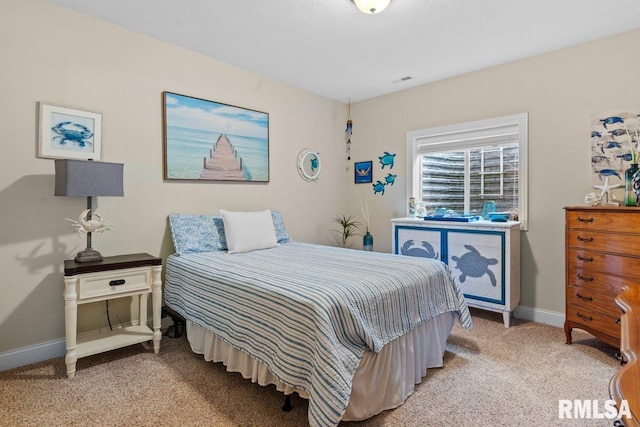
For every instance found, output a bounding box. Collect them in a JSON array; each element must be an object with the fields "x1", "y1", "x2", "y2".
[{"x1": 163, "y1": 211, "x2": 472, "y2": 427}]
